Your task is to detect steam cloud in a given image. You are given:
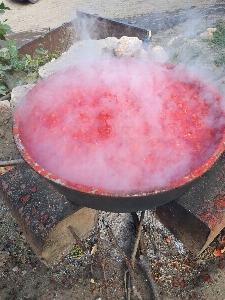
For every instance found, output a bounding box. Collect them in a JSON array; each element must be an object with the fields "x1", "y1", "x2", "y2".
[{"x1": 13, "y1": 8, "x2": 225, "y2": 194}]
